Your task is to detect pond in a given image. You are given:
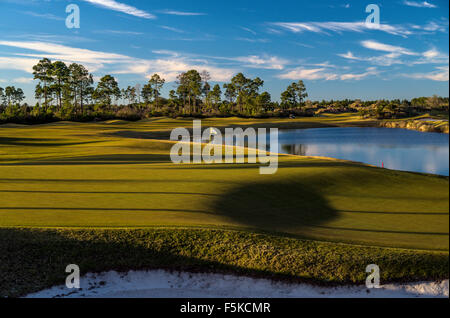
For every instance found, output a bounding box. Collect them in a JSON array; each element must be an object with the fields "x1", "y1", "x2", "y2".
[{"x1": 273, "y1": 127, "x2": 449, "y2": 176}]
